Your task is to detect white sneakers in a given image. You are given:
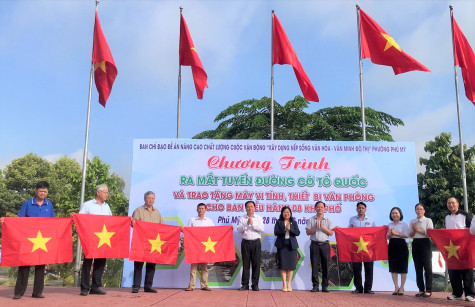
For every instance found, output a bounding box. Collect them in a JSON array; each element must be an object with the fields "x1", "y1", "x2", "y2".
[{"x1": 447, "y1": 294, "x2": 474, "y2": 301}]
